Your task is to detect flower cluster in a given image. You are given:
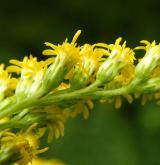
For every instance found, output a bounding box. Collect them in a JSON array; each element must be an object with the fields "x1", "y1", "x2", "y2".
[{"x1": 1, "y1": 30, "x2": 160, "y2": 164}]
